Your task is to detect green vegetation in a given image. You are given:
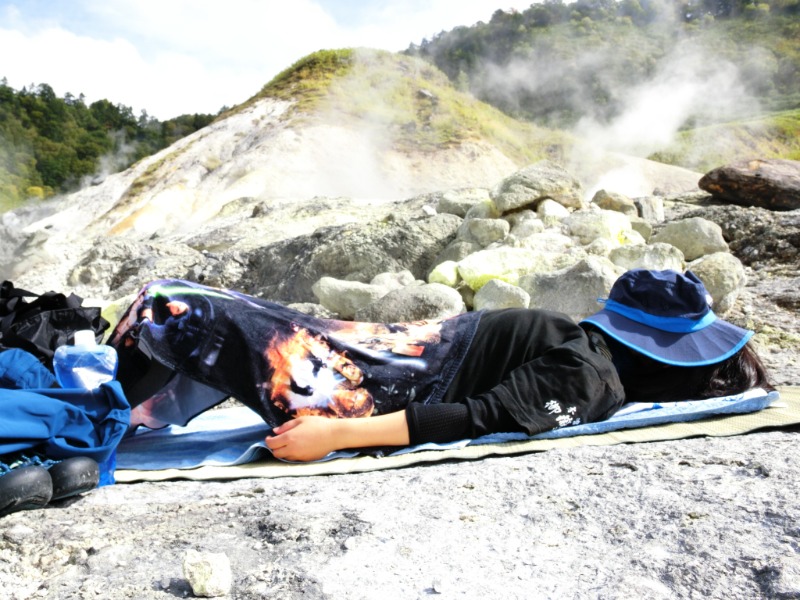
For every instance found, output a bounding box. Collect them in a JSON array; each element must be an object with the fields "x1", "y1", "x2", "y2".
[
  {"x1": 0, "y1": 79, "x2": 216, "y2": 210},
  {"x1": 649, "y1": 109, "x2": 800, "y2": 171},
  {"x1": 407, "y1": 1, "x2": 800, "y2": 126},
  {"x1": 251, "y1": 48, "x2": 357, "y2": 113},
  {"x1": 405, "y1": 0, "x2": 800, "y2": 169},
  {"x1": 4, "y1": 1, "x2": 799, "y2": 210},
  {"x1": 249, "y1": 48, "x2": 569, "y2": 164}
]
